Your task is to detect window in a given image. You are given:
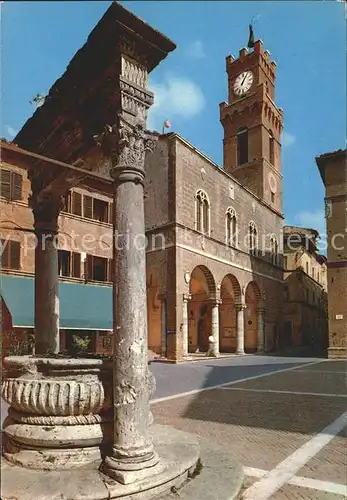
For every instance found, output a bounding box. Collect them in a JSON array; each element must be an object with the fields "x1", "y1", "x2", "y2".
[
  {"x1": 270, "y1": 235, "x2": 278, "y2": 265},
  {"x1": 226, "y1": 207, "x2": 237, "y2": 247},
  {"x1": 58, "y1": 250, "x2": 81, "y2": 278},
  {"x1": 312, "y1": 267, "x2": 315, "y2": 280},
  {"x1": 0, "y1": 169, "x2": 22, "y2": 201},
  {"x1": 283, "y1": 256, "x2": 287, "y2": 269},
  {"x1": 248, "y1": 221, "x2": 258, "y2": 255},
  {"x1": 317, "y1": 271, "x2": 320, "y2": 283},
  {"x1": 269, "y1": 130, "x2": 275, "y2": 165},
  {"x1": 71, "y1": 192, "x2": 82, "y2": 216},
  {"x1": 271, "y1": 192, "x2": 275, "y2": 204},
  {"x1": 237, "y1": 127, "x2": 248, "y2": 165},
  {"x1": 93, "y1": 199, "x2": 109, "y2": 223},
  {"x1": 1, "y1": 239, "x2": 20, "y2": 269},
  {"x1": 196, "y1": 190, "x2": 209, "y2": 234},
  {"x1": 86, "y1": 255, "x2": 111, "y2": 282},
  {"x1": 305, "y1": 262, "x2": 309, "y2": 274},
  {"x1": 64, "y1": 191, "x2": 113, "y2": 223}
]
